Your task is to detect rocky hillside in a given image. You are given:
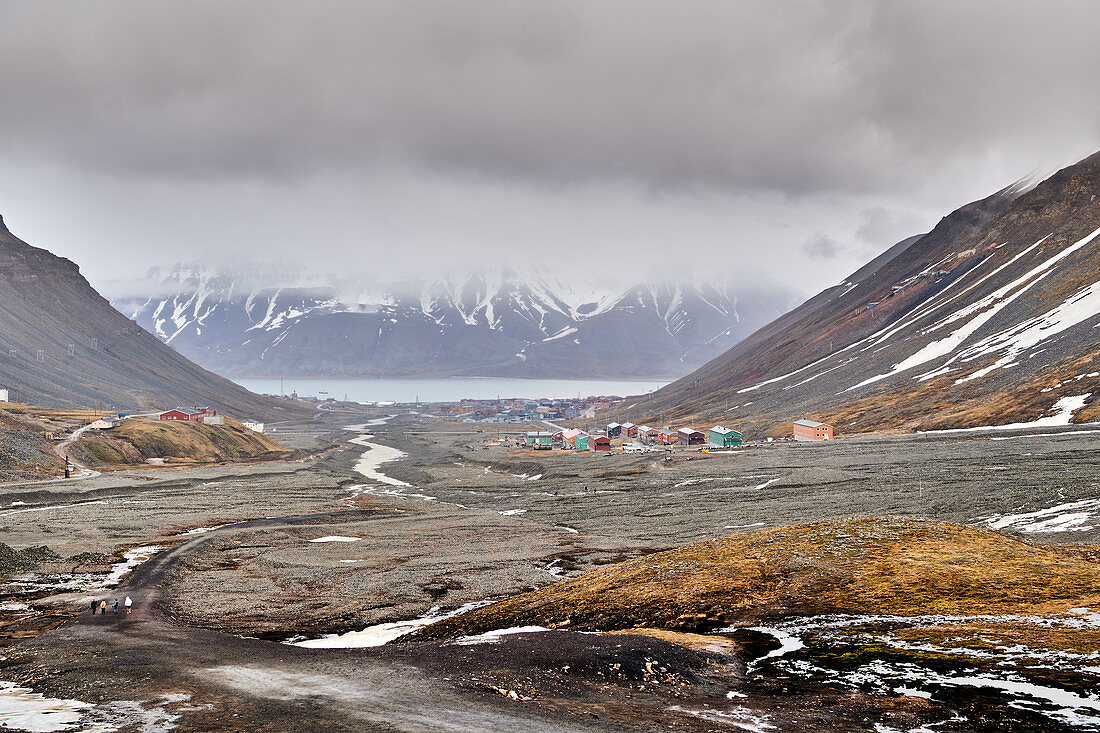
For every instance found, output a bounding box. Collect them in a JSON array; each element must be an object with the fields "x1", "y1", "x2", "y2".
[
  {"x1": 111, "y1": 267, "x2": 800, "y2": 379},
  {"x1": 620, "y1": 152, "x2": 1100, "y2": 435},
  {"x1": 72, "y1": 417, "x2": 288, "y2": 468},
  {"x1": 0, "y1": 217, "x2": 305, "y2": 420}
]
